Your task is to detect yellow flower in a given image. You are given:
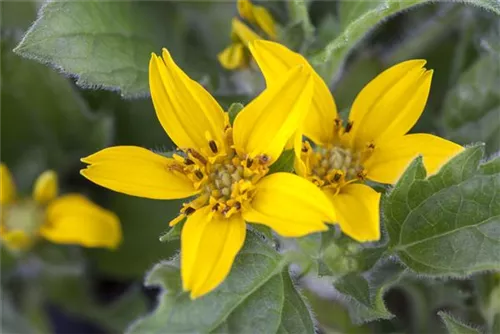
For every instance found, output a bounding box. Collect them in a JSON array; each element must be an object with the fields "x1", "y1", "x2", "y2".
[
  {"x1": 249, "y1": 40, "x2": 464, "y2": 243},
  {"x1": 218, "y1": 0, "x2": 277, "y2": 70},
  {"x1": 80, "y1": 48, "x2": 336, "y2": 299},
  {"x1": 0, "y1": 164, "x2": 121, "y2": 252}
]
